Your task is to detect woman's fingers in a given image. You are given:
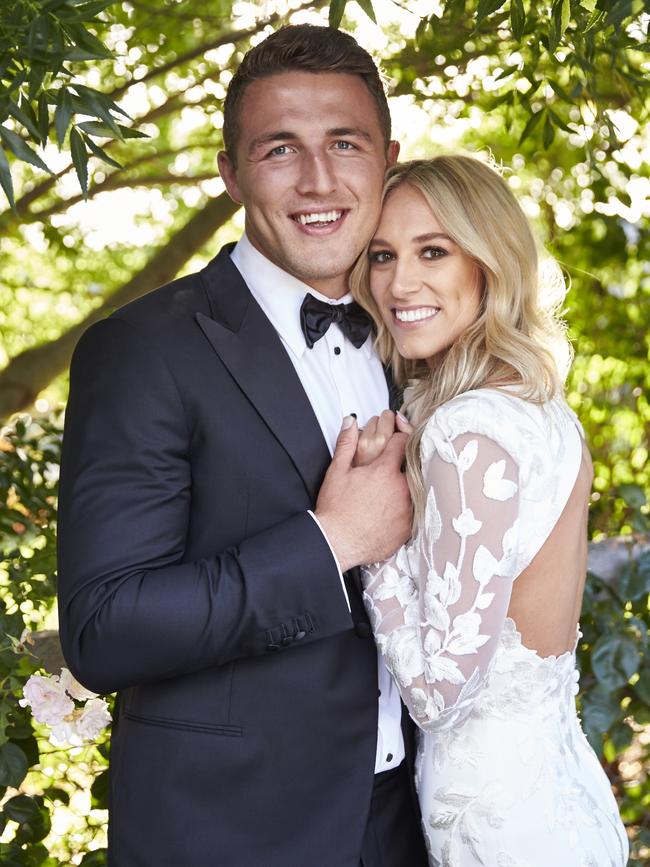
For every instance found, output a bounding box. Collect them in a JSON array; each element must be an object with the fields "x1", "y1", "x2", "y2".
[
  {"x1": 395, "y1": 411, "x2": 414, "y2": 435},
  {"x1": 354, "y1": 411, "x2": 397, "y2": 466}
]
